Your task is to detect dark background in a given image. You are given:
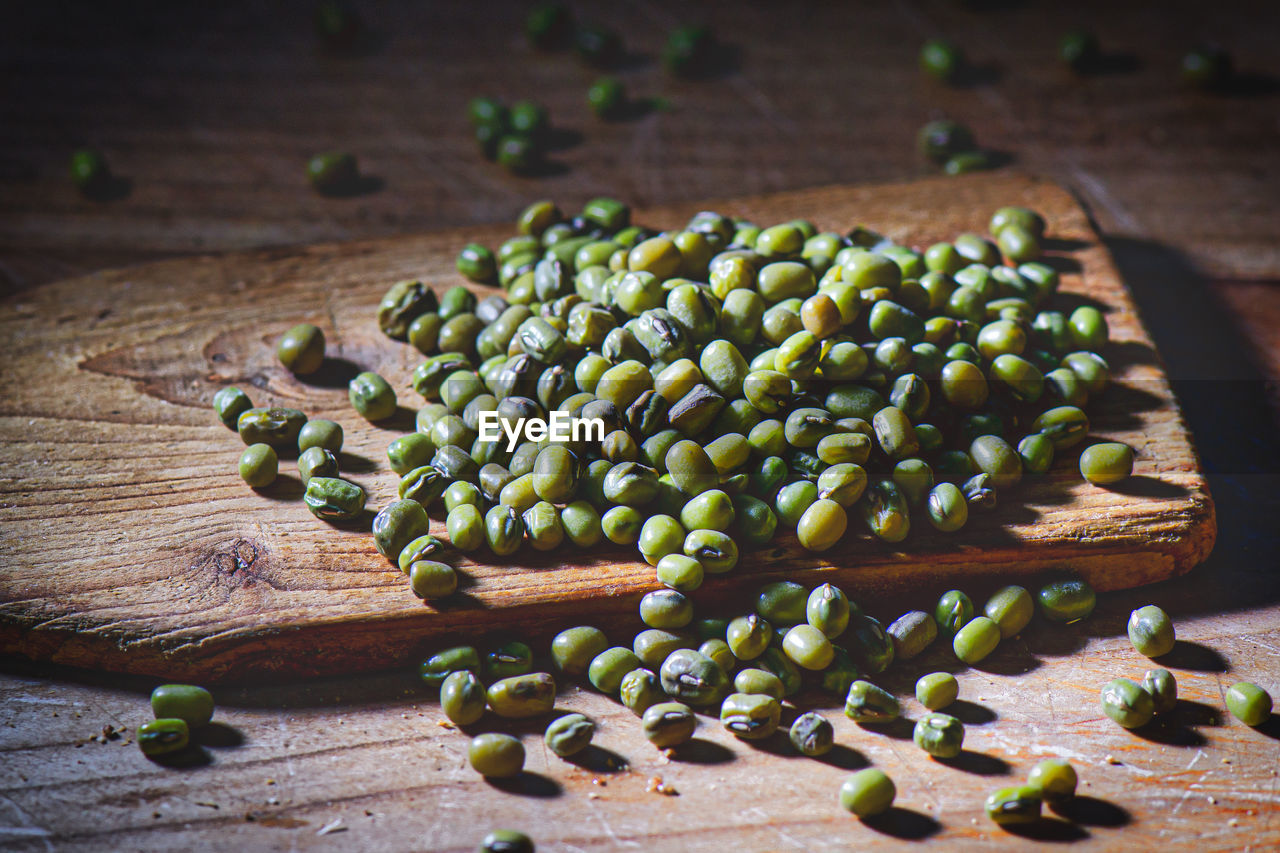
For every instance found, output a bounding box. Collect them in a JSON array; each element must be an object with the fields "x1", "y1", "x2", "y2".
[
  {"x1": 2, "y1": 2, "x2": 1279, "y2": 846},
  {"x1": 3, "y1": 1, "x2": 1278, "y2": 285}
]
